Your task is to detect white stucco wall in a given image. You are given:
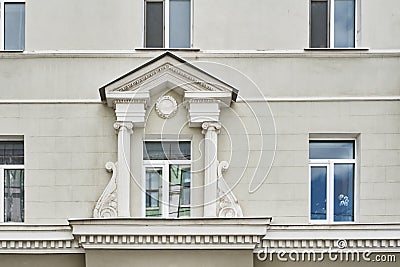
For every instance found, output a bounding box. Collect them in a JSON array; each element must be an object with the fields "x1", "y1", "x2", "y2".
[
  {"x1": 25, "y1": 0, "x2": 143, "y2": 50},
  {"x1": 0, "y1": 53, "x2": 399, "y2": 224},
  {"x1": 0, "y1": 103, "x2": 117, "y2": 224},
  {"x1": 1, "y1": 53, "x2": 399, "y2": 100},
  {"x1": 20, "y1": 0, "x2": 400, "y2": 50}
]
